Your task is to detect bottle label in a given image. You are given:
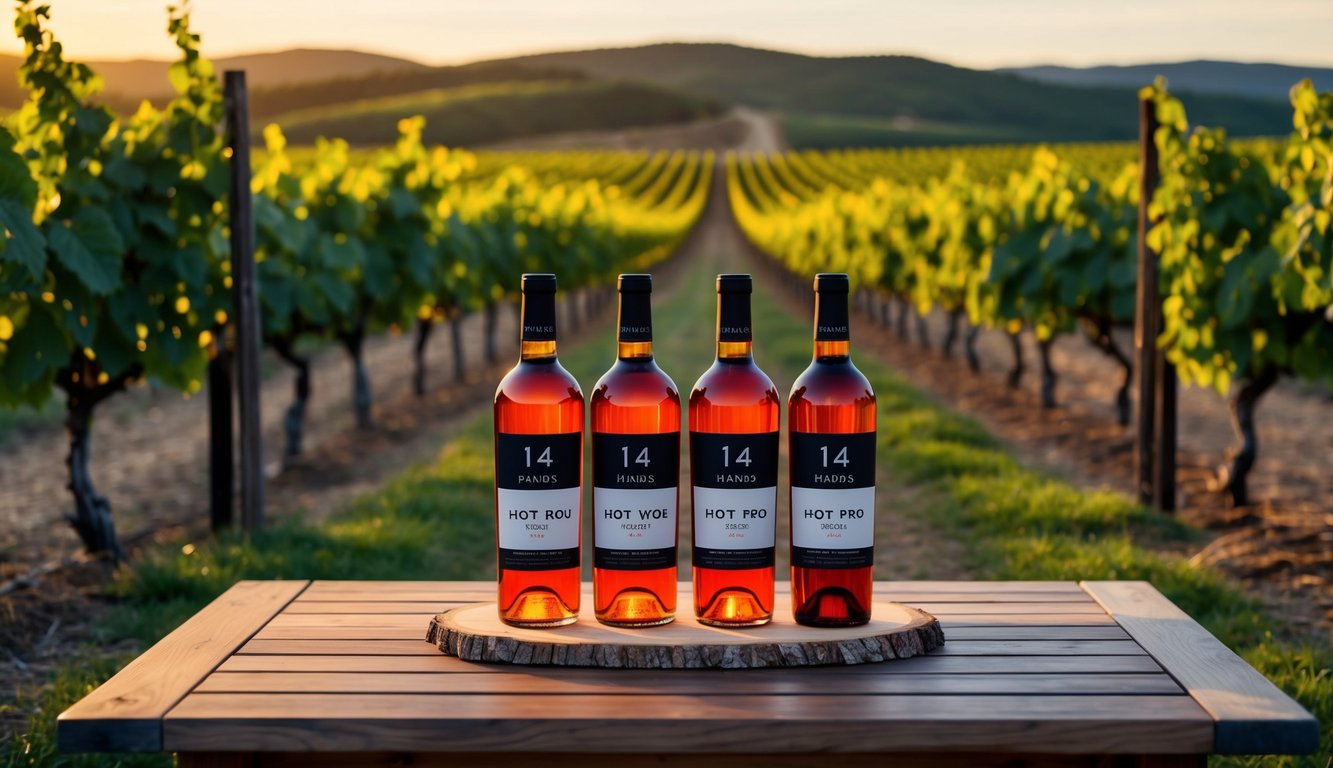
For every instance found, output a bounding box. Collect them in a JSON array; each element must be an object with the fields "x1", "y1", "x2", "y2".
[
  {"x1": 717, "y1": 293, "x2": 752, "y2": 342},
  {"x1": 521, "y1": 292, "x2": 557, "y2": 342},
  {"x1": 593, "y1": 432, "x2": 679, "y2": 570},
  {"x1": 814, "y1": 291, "x2": 850, "y2": 341},
  {"x1": 617, "y1": 292, "x2": 653, "y2": 343},
  {"x1": 790, "y1": 431, "x2": 875, "y2": 568},
  {"x1": 690, "y1": 431, "x2": 778, "y2": 570},
  {"x1": 495, "y1": 432, "x2": 581, "y2": 571}
]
